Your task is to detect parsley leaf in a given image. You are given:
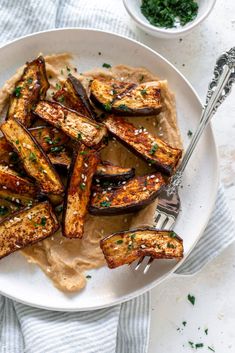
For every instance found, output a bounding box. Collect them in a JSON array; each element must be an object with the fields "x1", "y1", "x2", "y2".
[
  {"x1": 187, "y1": 294, "x2": 195, "y2": 305},
  {"x1": 102, "y1": 63, "x2": 112, "y2": 69}
]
